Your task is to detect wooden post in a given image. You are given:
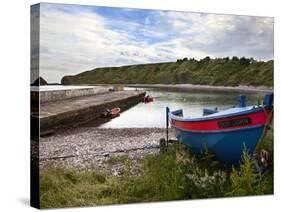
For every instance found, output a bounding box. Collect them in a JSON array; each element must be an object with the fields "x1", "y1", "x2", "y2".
[
  {"x1": 166, "y1": 107, "x2": 170, "y2": 146},
  {"x1": 160, "y1": 138, "x2": 166, "y2": 152}
]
